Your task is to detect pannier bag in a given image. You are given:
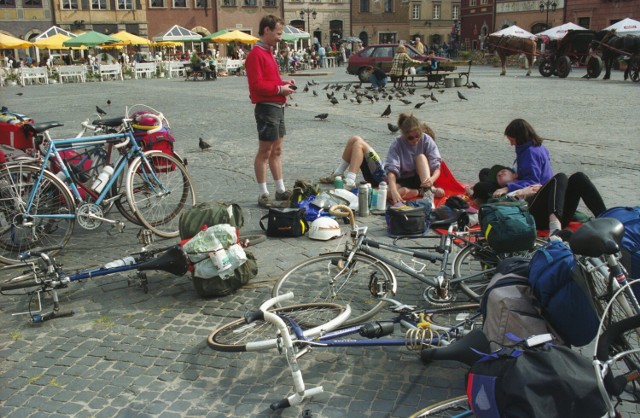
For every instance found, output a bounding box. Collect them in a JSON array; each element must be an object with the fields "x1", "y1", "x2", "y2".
[
  {"x1": 528, "y1": 241, "x2": 599, "y2": 347},
  {"x1": 0, "y1": 107, "x2": 35, "y2": 150},
  {"x1": 479, "y1": 200, "x2": 536, "y2": 254},
  {"x1": 260, "y1": 207, "x2": 307, "y2": 238},
  {"x1": 597, "y1": 206, "x2": 640, "y2": 279},
  {"x1": 182, "y1": 224, "x2": 247, "y2": 280},
  {"x1": 289, "y1": 179, "x2": 321, "y2": 208},
  {"x1": 134, "y1": 128, "x2": 176, "y2": 172},
  {"x1": 481, "y1": 257, "x2": 561, "y2": 350},
  {"x1": 179, "y1": 201, "x2": 244, "y2": 240},
  {"x1": 385, "y1": 198, "x2": 431, "y2": 237},
  {"x1": 467, "y1": 344, "x2": 608, "y2": 418}
]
